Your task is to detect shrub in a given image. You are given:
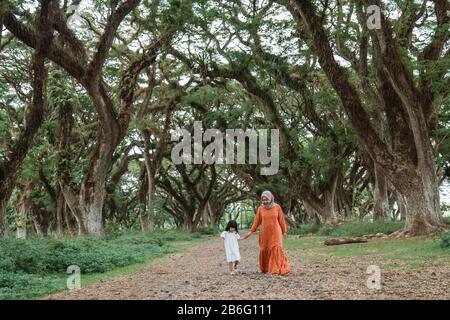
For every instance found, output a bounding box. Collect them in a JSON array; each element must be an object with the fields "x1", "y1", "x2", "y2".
[
  {"x1": 320, "y1": 220, "x2": 404, "y2": 237},
  {"x1": 318, "y1": 225, "x2": 336, "y2": 236},
  {"x1": 288, "y1": 224, "x2": 320, "y2": 236},
  {"x1": 0, "y1": 229, "x2": 198, "y2": 275},
  {"x1": 0, "y1": 272, "x2": 65, "y2": 300},
  {"x1": 0, "y1": 229, "x2": 201, "y2": 299},
  {"x1": 443, "y1": 216, "x2": 450, "y2": 225},
  {"x1": 43, "y1": 235, "x2": 168, "y2": 273},
  {"x1": 191, "y1": 232, "x2": 202, "y2": 238},
  {"x1": 288, "y1": 220, "x2": 404, "y2": 237},
  {"x1": 0, "y1": 240, "x2": 48, "y2": 274},
  {"x1": 0, "y1": 256, "x2": 15, "y2": 273},
  {"x1": 440, "y1": 232, "x2": 450, "y2": 249},
  {"x1": 197, "y1": 227, "x2": 220, "y2": 235}
]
